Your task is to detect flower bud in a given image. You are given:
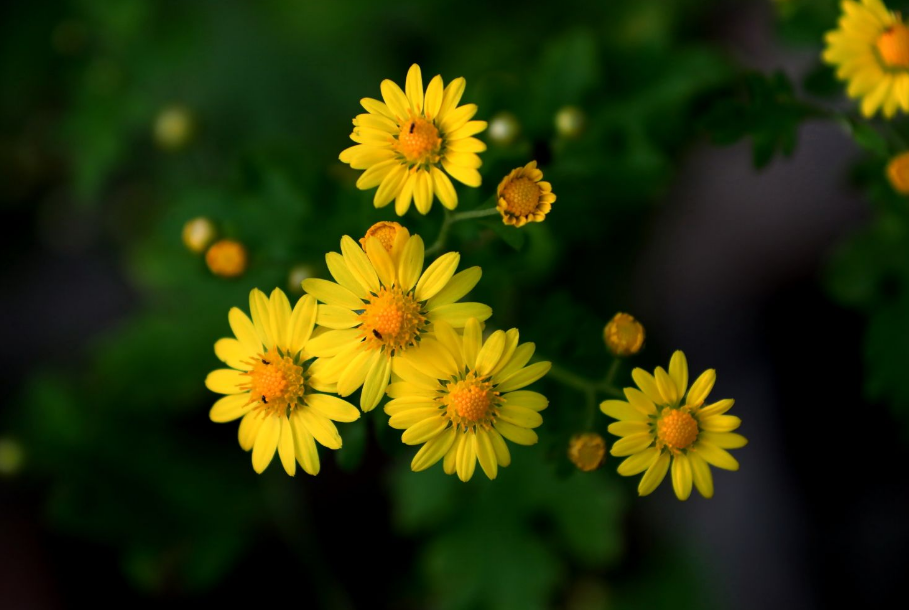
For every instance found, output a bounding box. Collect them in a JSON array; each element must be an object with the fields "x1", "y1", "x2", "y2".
[
  {"x1": 554, "y1": 106, "x2": 586, "y2": 139},
  {"x1": 603, "y1": 312, "x2": 645, "y2": 357},
  {"x1": 488, "y1": 112, "x2": 521, "y2": 146},
  {"x1": 287, "y1": 263, "x2": 316, "y2": 294},
  {"x1": 887, "y1": 151, "x2": 909, "y2": 194},
  {"x1": 182, "y1": 217, "x2": 216, "y2": 254},
  {"x1": 205, "y1": 239, "x2": 247, "y2": 278},
  {"x1": 567, "y1": 432, "x2": 607, "y2": 472},
  {"x1": 154, "y1": 105, "x2": 194, "y2": 150},
  {"x1": 0, "y1": 437, "x2": 24, "y2": 476}
]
